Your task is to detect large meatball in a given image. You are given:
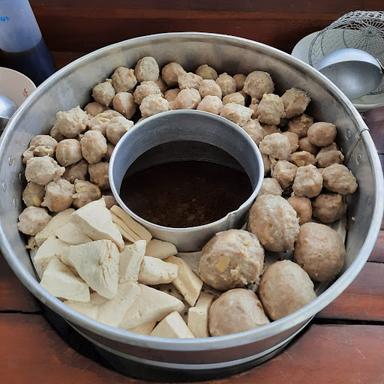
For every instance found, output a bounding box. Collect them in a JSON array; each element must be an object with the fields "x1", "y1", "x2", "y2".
[
  {"x1": 195, "y1": 64, "x2": 218, "y2": 80},
  {"x1": 259, "y1": 178, "x2": 283, "y2": 196},
  {"x1": 161, "y1": 62, "x2": 186, "y2": 86},
  {"x1": 290, "y1": 151, "x2": 316, "y2": 167},
  {"x1": 42, "y1": 178, "x2": 74, "y2": 213},
  {"x1": 134, "y1": 56, "x2": 159, "y2": 82},
  {"x1": 17, "y1": 207, "x2": 51, "y2": 236},
  {"x1": 294, "y1": 222, "x2": 346, "y2": 282},
  {"x1": 322, "y1": 164, "x2": 358, "y2": 195},
  {"x1": 243, "y1": 71, "x2": 274, "y2": 100},
  {"x1": 281, "y1": 88, "x2": 311, "y2": 118},
  {"x1": 259, "y1": 133, "x2": 292, "y2": 161},
  {"x1": 197, "y1": 95, "x2": 223, "y2": 115},
  {"x1": 259, "y1": 260, "x2": 316, "y2": 320},
  {"x1": 53, "y1": 106, "x2": 88, "y2": 138},
  {"x1": 307, "y1": 122, "x2": 337, "y2": 147},
  {"x1": 198, "y1": 79, "x2": 222, "y2": 98},
  {"x1": 287, "y1": 114, "x2": 314, "y2": 138},
  {"x1": 219, "y1": 103, "x2": 253, "y2": 127},
  {"x1": 316, "y1": 144, "x2": 344, "y2": 168},
  {"x1": 312, "y1": 193, "x2": 346, "y2": 223},
  {"x1": 178, "y1": 72, "x2": 203, "y2": 90},
  {"x1": 111, "y1": 66, "x2": 137, "y2": 92},
  {"x1": 55, "y1": 139, "x2": 82, "y2": 167},
  {"x1": 257, "y1": 94, "x2": 285, "y2": 125},
  {"x1": 242, "y1": 119, "x2": 265, "y2": 145},
  {"x1": 25, "y1": 157, "x2": 65, "y2": 186},
  {"x1": 249, "y1": 195, "x2": 299, "y2": 252},
  {"x1": 216, "y1": 73, "x2": 236, "y2": 96},
  {"x1": 209, "y1": 289, "x2": 269, "y2": 336},
  {"x1": 172, "y1": 88, "x2": 201, "y2": 109},
  {"x1": 92, "y1": 80, "x2": 115, "y2": 107},
  {"x1": 199, "y1": 229, "x2": 264, "y2": 291},
  {"x1": 292, "y1": 164, "x2": 323, "y2": 198},
  {"x1": 272, "y1": 160, "x2": 297, "y2": 189}
]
